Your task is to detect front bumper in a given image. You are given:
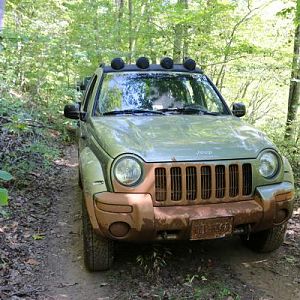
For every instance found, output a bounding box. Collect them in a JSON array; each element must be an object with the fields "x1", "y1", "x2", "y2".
[{"x1": 91, "y1": 182, "x2": 294, "y2": 241}]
